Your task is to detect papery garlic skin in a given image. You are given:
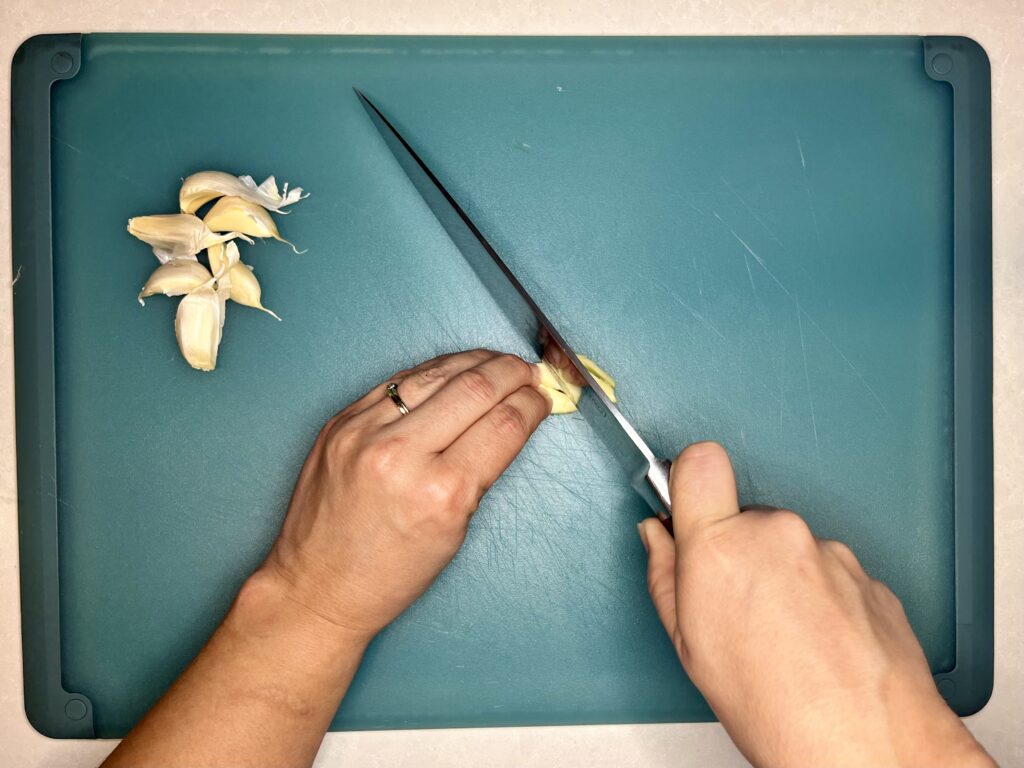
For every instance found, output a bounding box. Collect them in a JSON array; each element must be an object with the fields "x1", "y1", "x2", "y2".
[{"x1": 179, "y1": 171, "x2": 307, "y2": 214}]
